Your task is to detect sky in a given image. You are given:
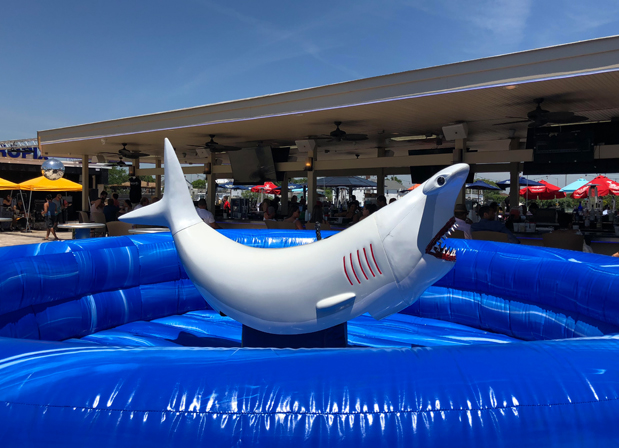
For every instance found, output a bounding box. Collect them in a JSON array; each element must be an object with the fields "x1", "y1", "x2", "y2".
[{"x1": 2, "y1": 0, "x2": 619, "y2": 185}]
